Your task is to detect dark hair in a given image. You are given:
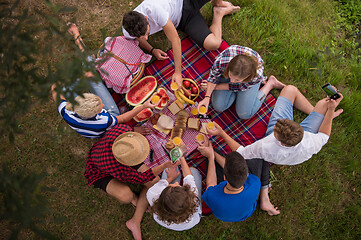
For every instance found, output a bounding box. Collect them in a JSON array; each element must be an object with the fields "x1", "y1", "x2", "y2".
[
  {"x1": 223, "y1": 54, "x2": 259, "y2": 83},
  {"x1": 151, "y1": 185, "x2": 200, "y2": 225},
  {"x1": 223, "y1": 151, "x2": 248, "y2": 188},
  {"x1": 274, "y1": 119, "x2": 304, "y2": 147},
  {"x1": 123, "y1": 11, "x2": 148, "y2": 38}
]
